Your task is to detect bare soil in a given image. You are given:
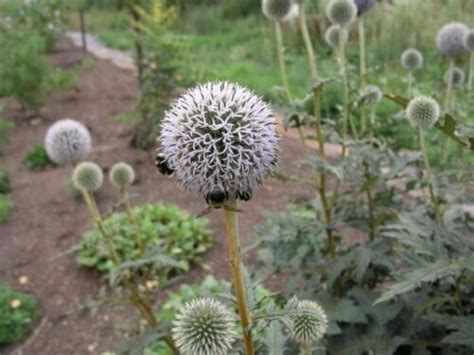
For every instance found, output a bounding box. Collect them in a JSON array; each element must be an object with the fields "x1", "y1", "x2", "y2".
[{"x1": 0, "y1": 40, "x2": 316, "y2": 354}]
